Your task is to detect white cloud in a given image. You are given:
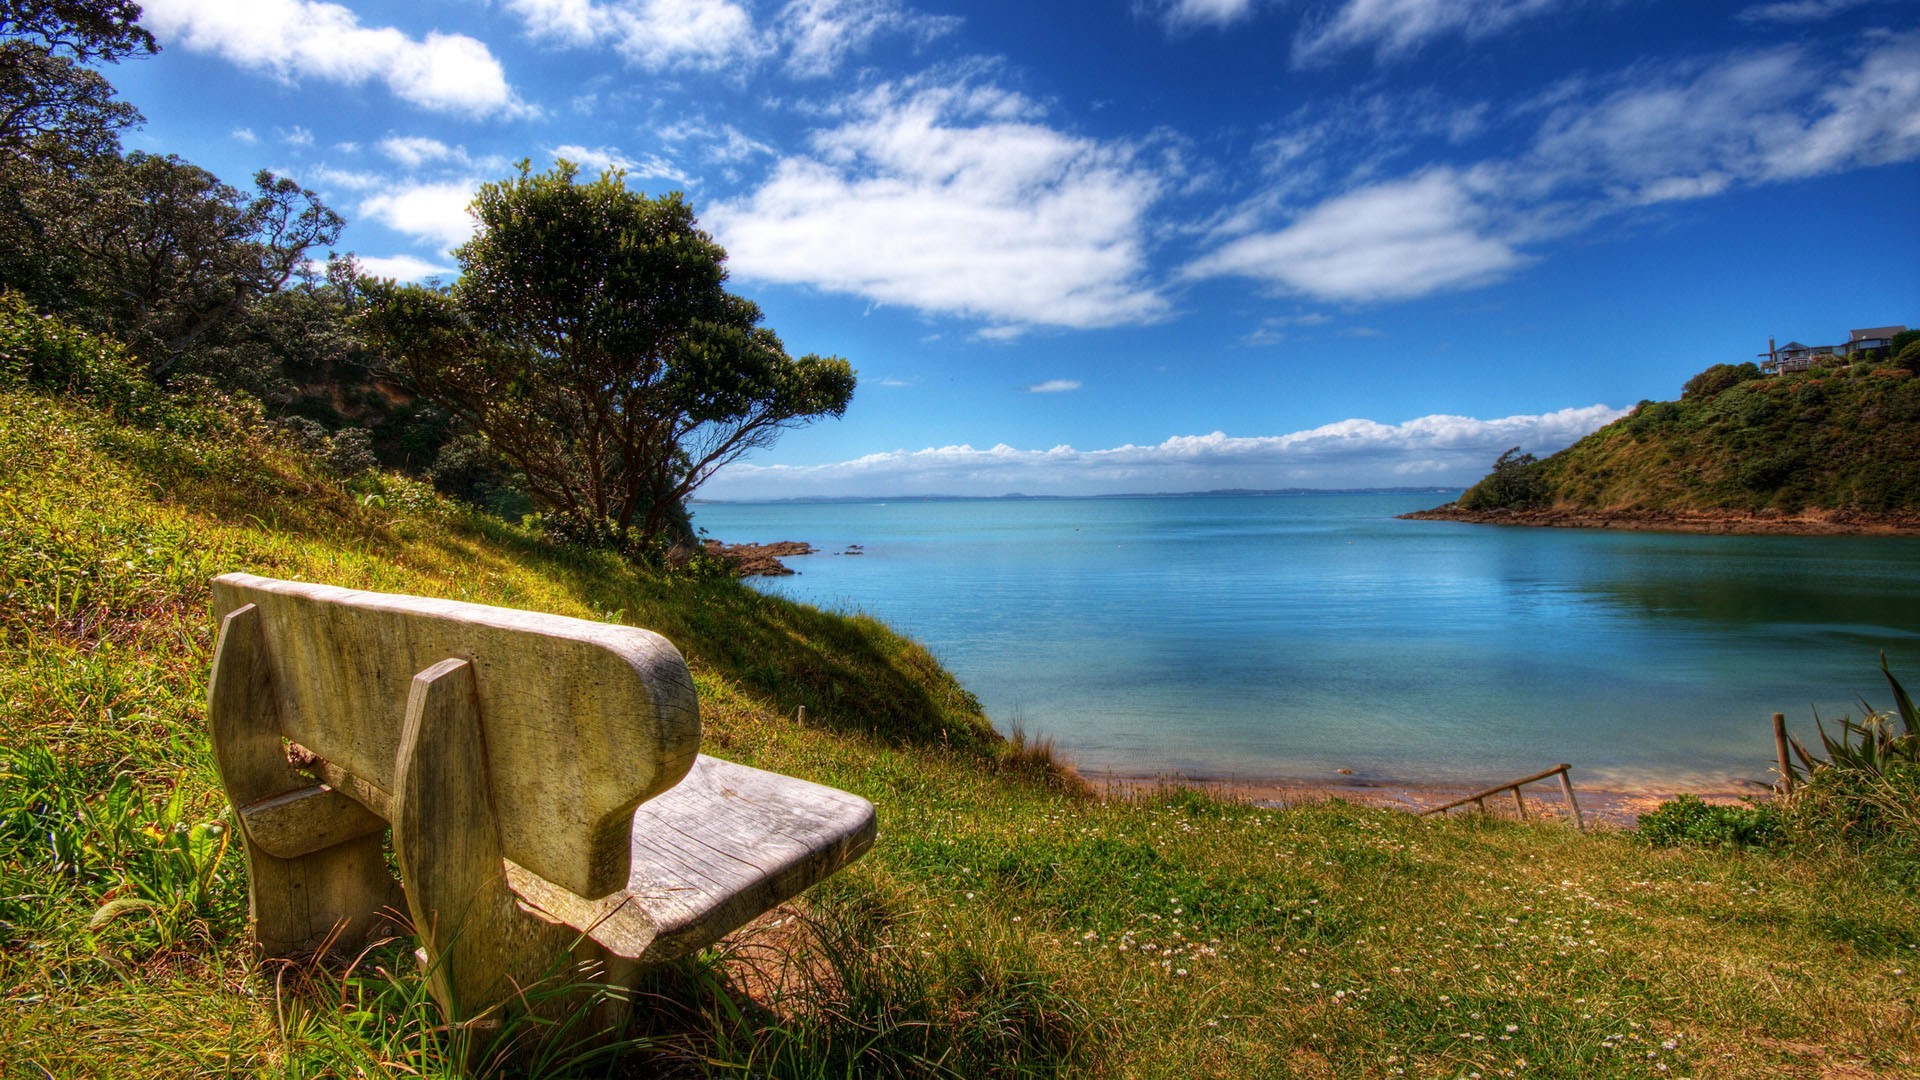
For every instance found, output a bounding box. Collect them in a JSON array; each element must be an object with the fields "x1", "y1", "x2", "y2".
[
  {"x1": 1198, "y1": 30, "x2": 1920, "y2": 303},
  {"x1": 1294, "y1": 0, "x2": 1568, "y2": 66},
  {"x1": 658, "y1": 118, "x2": 777, "y2": 165},
  {"x1": 140, "y1": 0, "x2": 527, "y2": 118},
  {"x1": 1149, "y1": 0, "x2": 1258, "y2": 31},
  {"x1": 701, "y1": 404, "x2": 1628, "y2": 499},
  {"x1": 549, "y1": 143, "x2": 697, "y2": 187},
  {"x1": 1027, "y1": 379, "x2": 1082, "y2": 393},
  {"x1": 707, "y1": 79, "x2": 1173, "y2": 332},
  {"x1": 1527, "y1": 32, "x2": 1920, "y2": 201},
  {"x1": 1737, "y1": 0, "x2": 1874, "y2": 24},
  {"x1": 356, "y1": 254, "x2": 458, "y2": 281},
  {"x1": 1184, "y1": 169, "x2": 1524, "y2": 302},
  {"x1": 379, "y1": 136, "x2": 462, "y2": 169},
  {"x1": 505, "y1": 0, "x2": 764, "y2": 72},
  {"x1": 780, "y1": 0, "x2": 960, "y2": 77},
  {"x1": 279, "y1": 125, "x2": 314, "y2": 147},
  {"x1": 308, "y1": 165, "x2": 387, "y2": 191},
  {"x1": 231, "y1": 127, "x2": 257, "y2": 144},
  {"x1": 360, "y1": 180, "x2": 481, "y2": 251}
]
